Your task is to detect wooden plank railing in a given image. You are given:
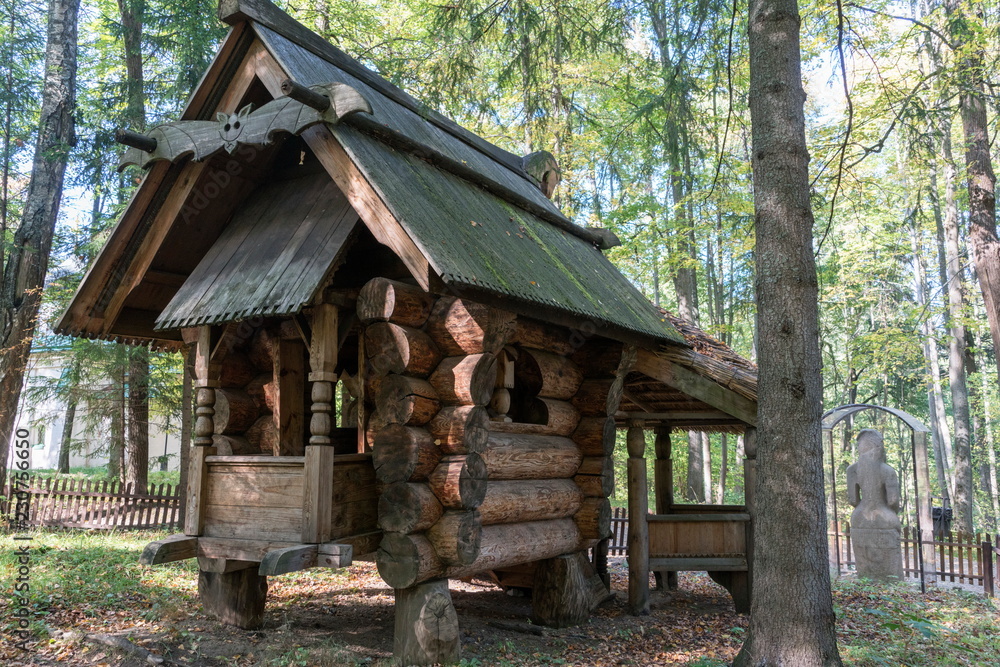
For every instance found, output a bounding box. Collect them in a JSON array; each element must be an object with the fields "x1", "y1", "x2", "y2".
[
  {"x1": 2, "y1": 476, "x2": 182, "y2": 530},
  {"x1": 829, "y1": 525, "x2": 999, "y2": 597}
]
